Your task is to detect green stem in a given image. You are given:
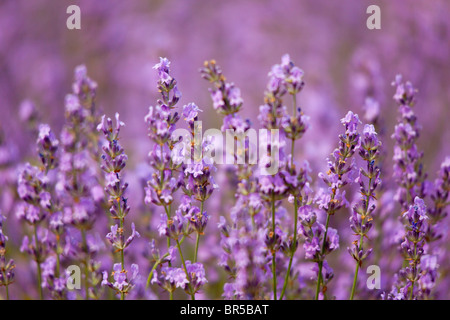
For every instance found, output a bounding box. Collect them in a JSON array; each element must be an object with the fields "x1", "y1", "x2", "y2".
[
  {"x1": 271, "y1": 196, "x2": 277, "y2": 300},
  {"x1": 350, "y1": 261, "x2": 360, "y2": 300},
  {"x1": 350, "y1": 235, "x2": 363, "y2": 300},
  {"x1": 350, "y1": 170, "x2": 373, "y2": 300},
  {"x1": 5, "y1": 284, "x2": 9, "y2": 300},
  {"x1": 146, "y1": 234, "x2": 188, "y2": 290},
  {"x1": 194, "y1": 200, "x2": 204, "y2": 263},
  {"x1": 81, "y1": 229, "x2": 89, "y2": 300},
  {"x1": 146, "y1": 235, "x2": 187, "y2": 289},
  {"x1": 167, "y1": 204, "x2": 172, "y2": 268},
  {"x1": 315, "y1": 213, "x2": 331, "y2": 300},
  {"x1": 409, "y1": 242, "x2": 418, "y2": 300},
  {"x1": 34, "y1": 225, "x2": 43, "y2": 300},
  {"x1": 279, "y1": 91, "x2": 299, "y2": 300},
  {"x1": 280, "y1": 197, "x2": 299, "y2": 300},
  {"x1": 176, "y1": 239, "x2": 195, "y2": 300},
  {"x1": 120, "y1": 218, "x2": 125, "y2": 301},
  {"x1": 146, "y1": 257, "x2": 165, "y2": 288},
  {"x1": 194, "y1": 233, "x2": 200, "y2": 263},
  {"x1": 55, "y1": 236, "x2": 61, "y2": 278}
]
